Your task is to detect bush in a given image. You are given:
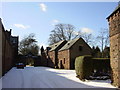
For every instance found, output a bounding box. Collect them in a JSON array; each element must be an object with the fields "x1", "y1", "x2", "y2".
[
  {"x1": 75, "y1": 56, "x2": 111, "y2": 80},
  {"x1": 75, "y1": 55, "x2": 93, "y2": 80}
]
